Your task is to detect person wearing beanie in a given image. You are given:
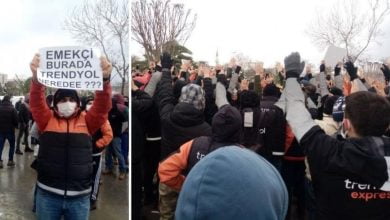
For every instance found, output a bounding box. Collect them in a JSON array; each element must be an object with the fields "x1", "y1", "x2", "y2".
[
  {"x1": 0, "y1": 95, "x2": 18, "y2": 168},
  {"x1": 158, "y1": 82, "x2": 242, "y2": 191},
  {"x1": 29, "y1": 54, "x2": 112, "y2": 220},
  {"x1": 175, "y1": 146, "x2": 288, "y2": 220},
  {"x1": 154, "y1": 53, "x2": 211, "y2": 220},
  {"x1": 314, "y1": 95, "x2": 341, "y2": 135},
  {"x1": 239, "y1": 90, "x2": 261, "y2": 149},
  {"x1": 103, "y1": 93, "x2": 129, "y2": 180},
  {"x1": 82, "y1": 96, "x2": 113, "y2": 210},
  {"x1": 15, "y1": 94, "x2": 34, "y2": 154},
  {"x1": 257, "y1": 83, "x2": 286, "y2": 171},
  {"x1": 276, "y1": 52, "x2": 390, "y2": 220}
]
